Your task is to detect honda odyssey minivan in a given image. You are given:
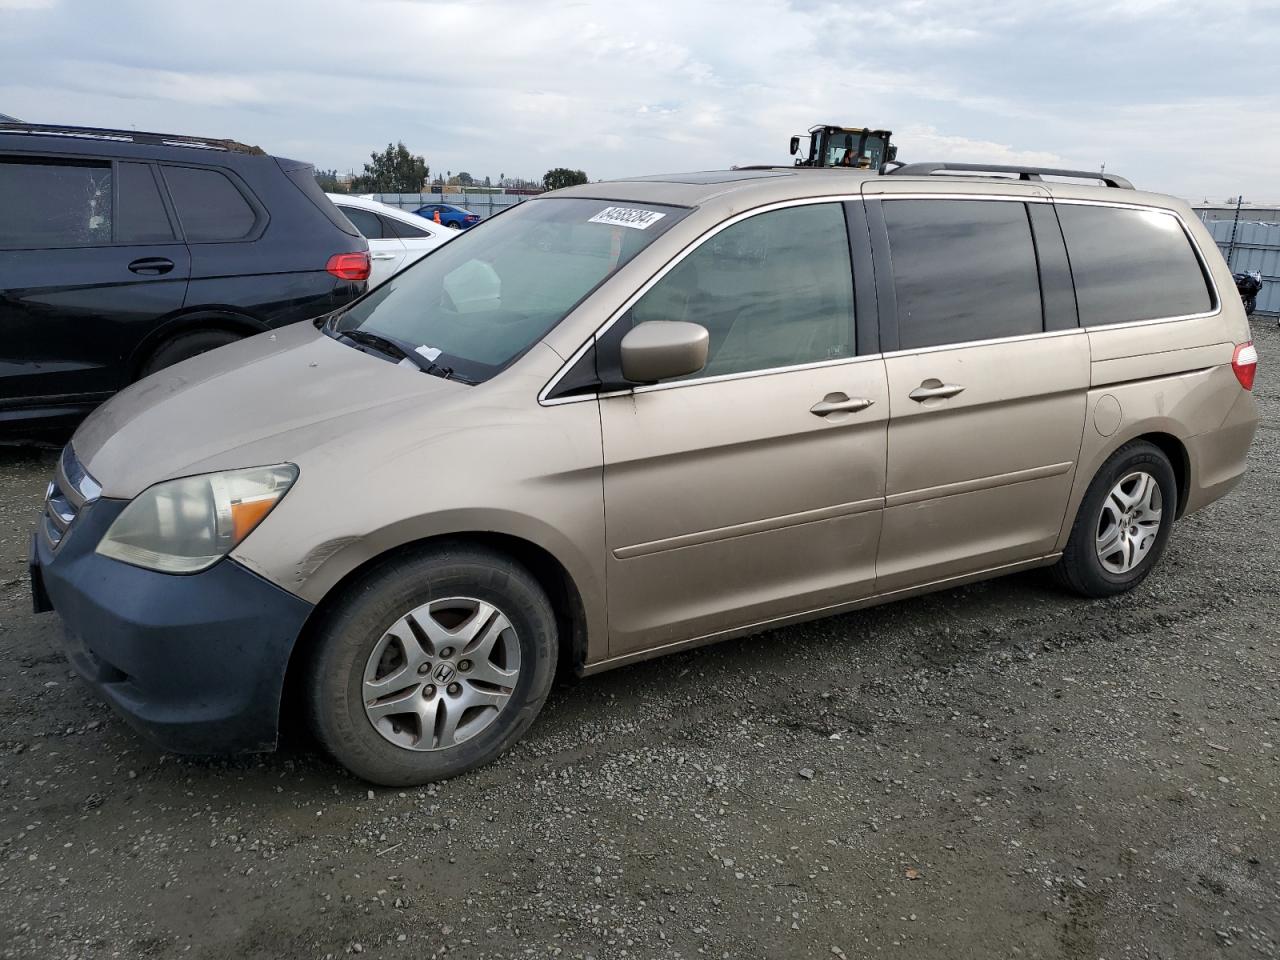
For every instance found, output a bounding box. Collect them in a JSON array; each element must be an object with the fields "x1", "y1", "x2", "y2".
[{"x1": 31, "y1": 163, "x2": 1260, "y2": 785}]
